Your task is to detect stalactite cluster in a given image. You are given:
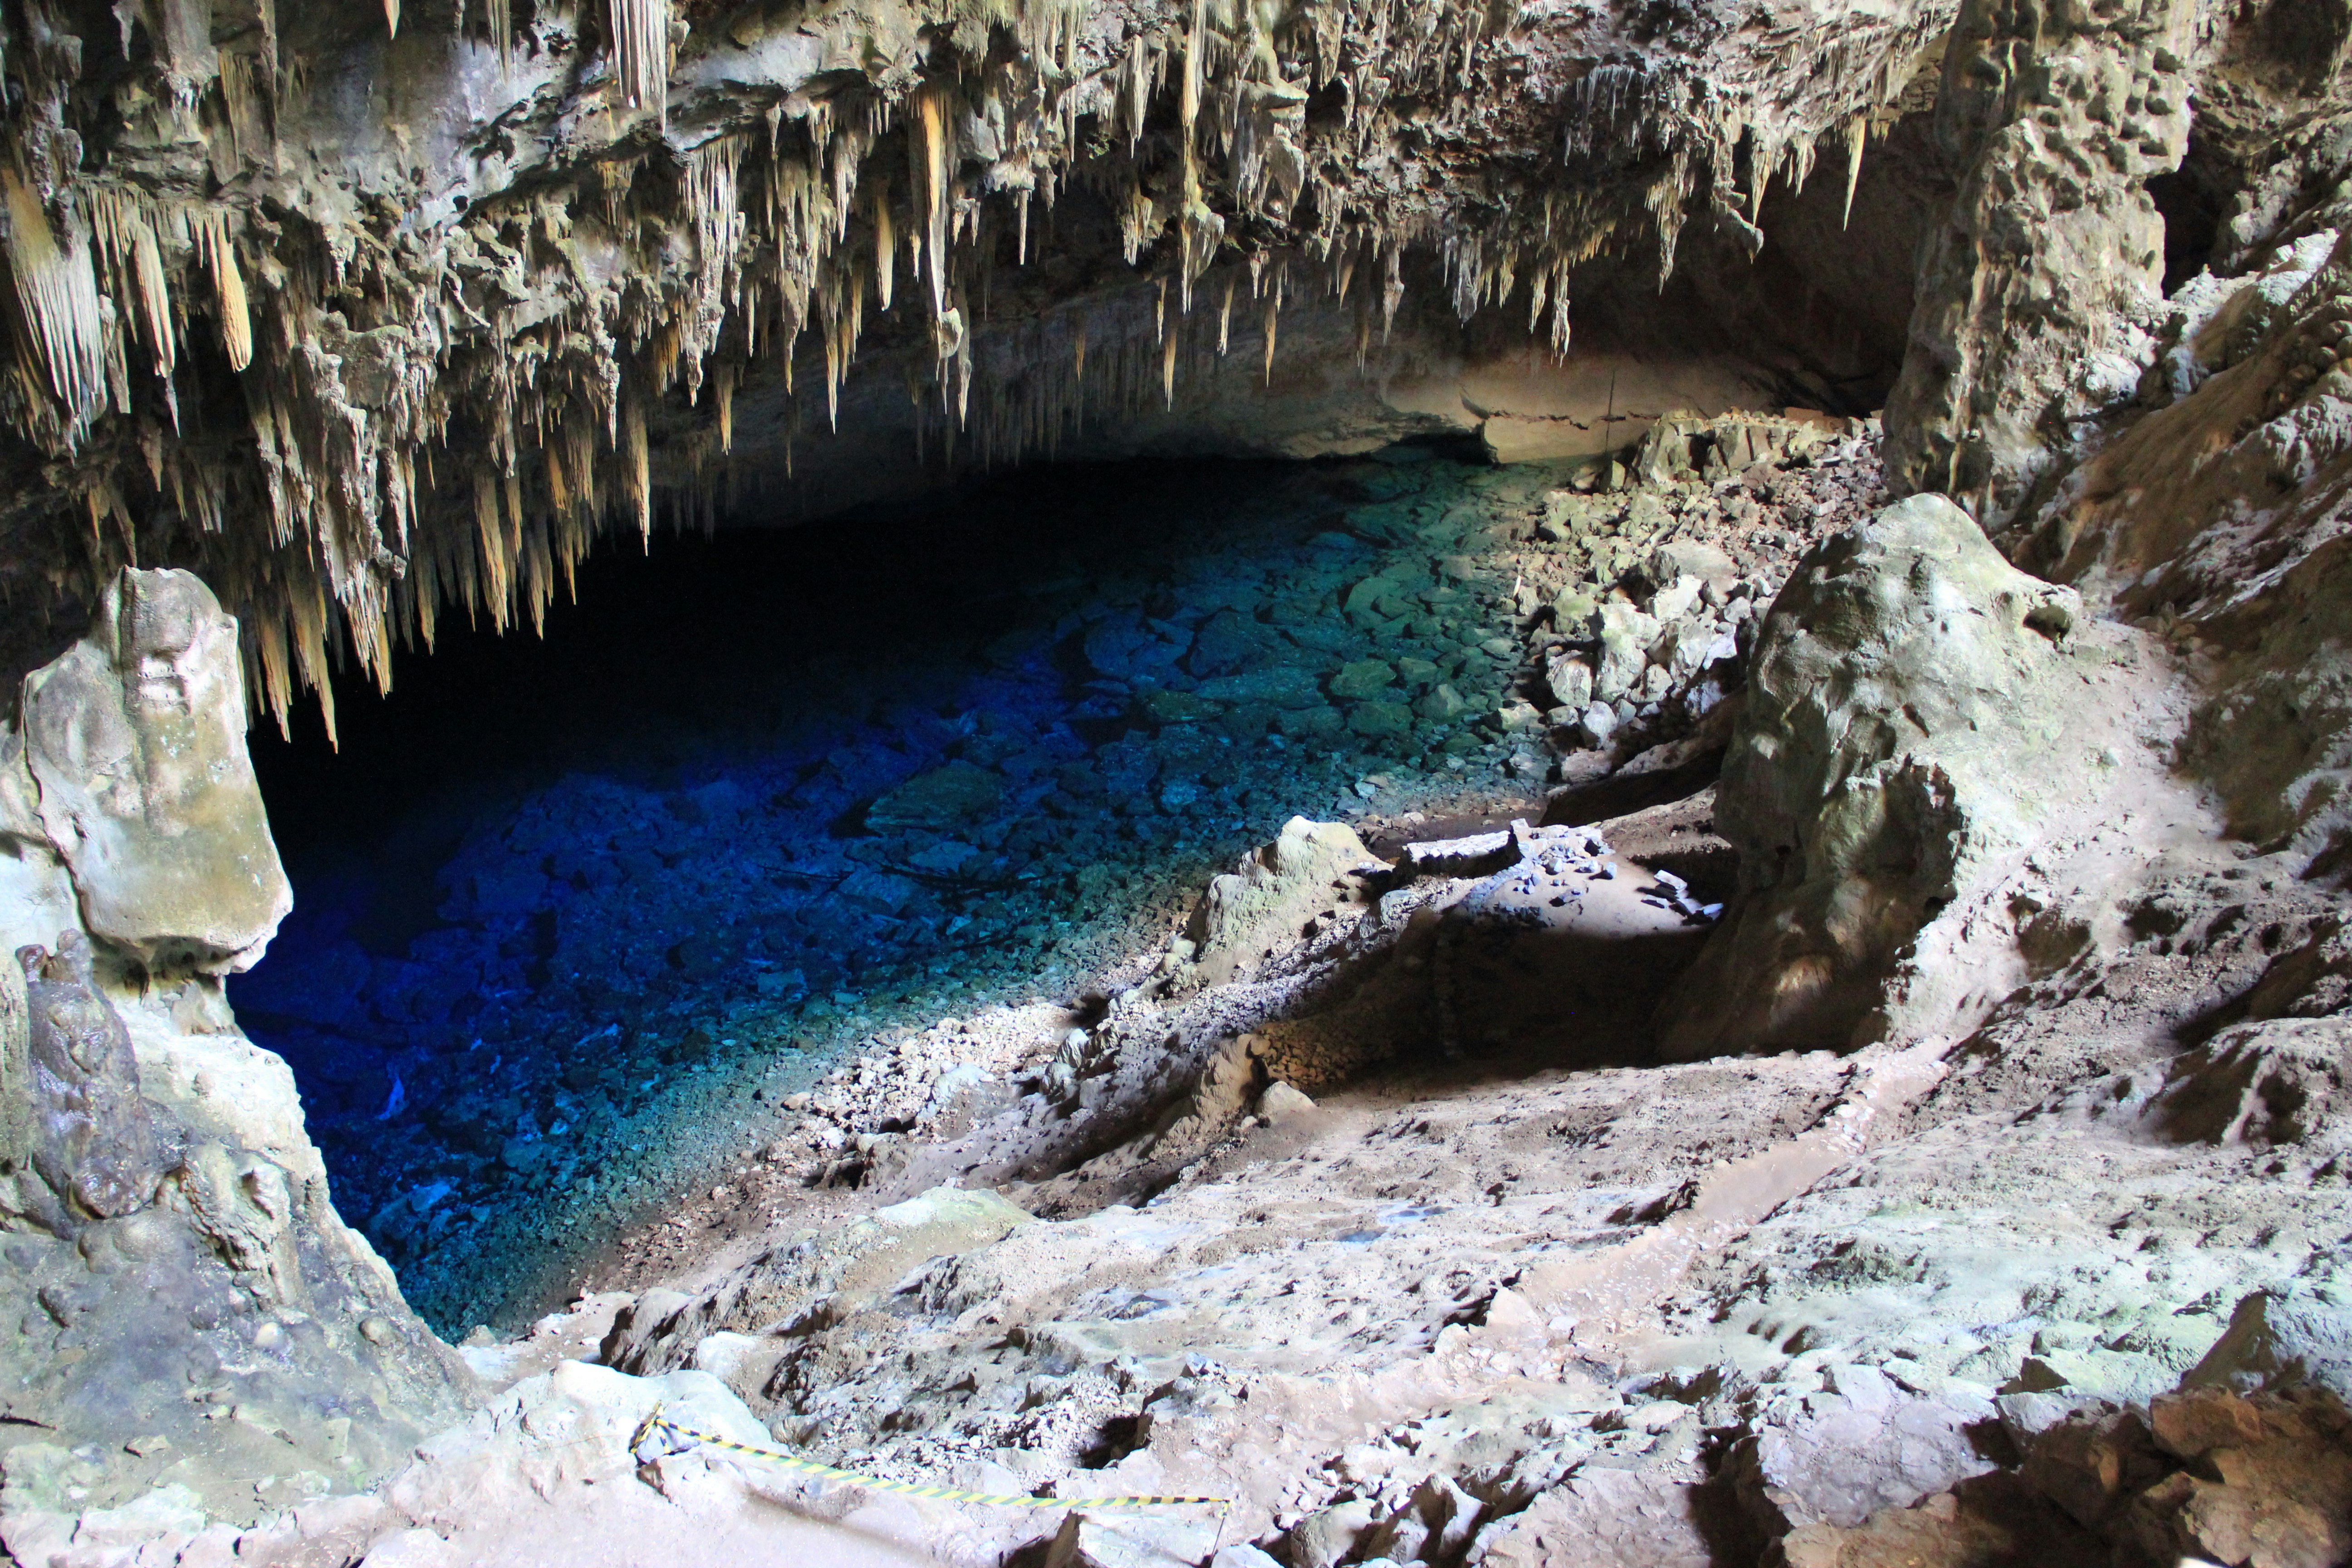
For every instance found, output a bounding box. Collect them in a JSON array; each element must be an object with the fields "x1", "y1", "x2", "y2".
[{"x1": 0, "y1": 0, "x2": 1950, "y2": 730}]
